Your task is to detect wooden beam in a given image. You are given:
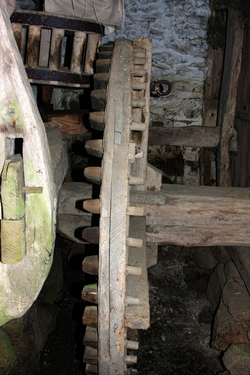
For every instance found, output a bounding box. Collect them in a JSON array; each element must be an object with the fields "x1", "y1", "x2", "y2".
[
  {"x1": 235, "y1": 109, "x2": 250, "y2": 123},
  {"x1": 218, "y1": 8, "x2": 244, "y2": 186},
  {"x1": 130, "y1": 184, "x2": 250, "y2": 247},
  {"x1": 148, "y1": 126, "x2": 220, "y2": 147}
]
